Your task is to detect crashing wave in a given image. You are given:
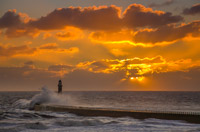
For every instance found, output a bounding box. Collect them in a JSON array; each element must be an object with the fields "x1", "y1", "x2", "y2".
[{"x1": 13, "y1": 86, "x2": 74, "y2": 110}]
